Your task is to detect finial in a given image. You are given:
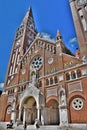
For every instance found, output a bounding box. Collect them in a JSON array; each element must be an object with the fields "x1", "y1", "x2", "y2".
[
  {"x1": 28, "y1": 6, "x2": 32, "y2": 11},
  {"x1": 56, "y1": 30, "x2": 62, "y2": 41}
]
